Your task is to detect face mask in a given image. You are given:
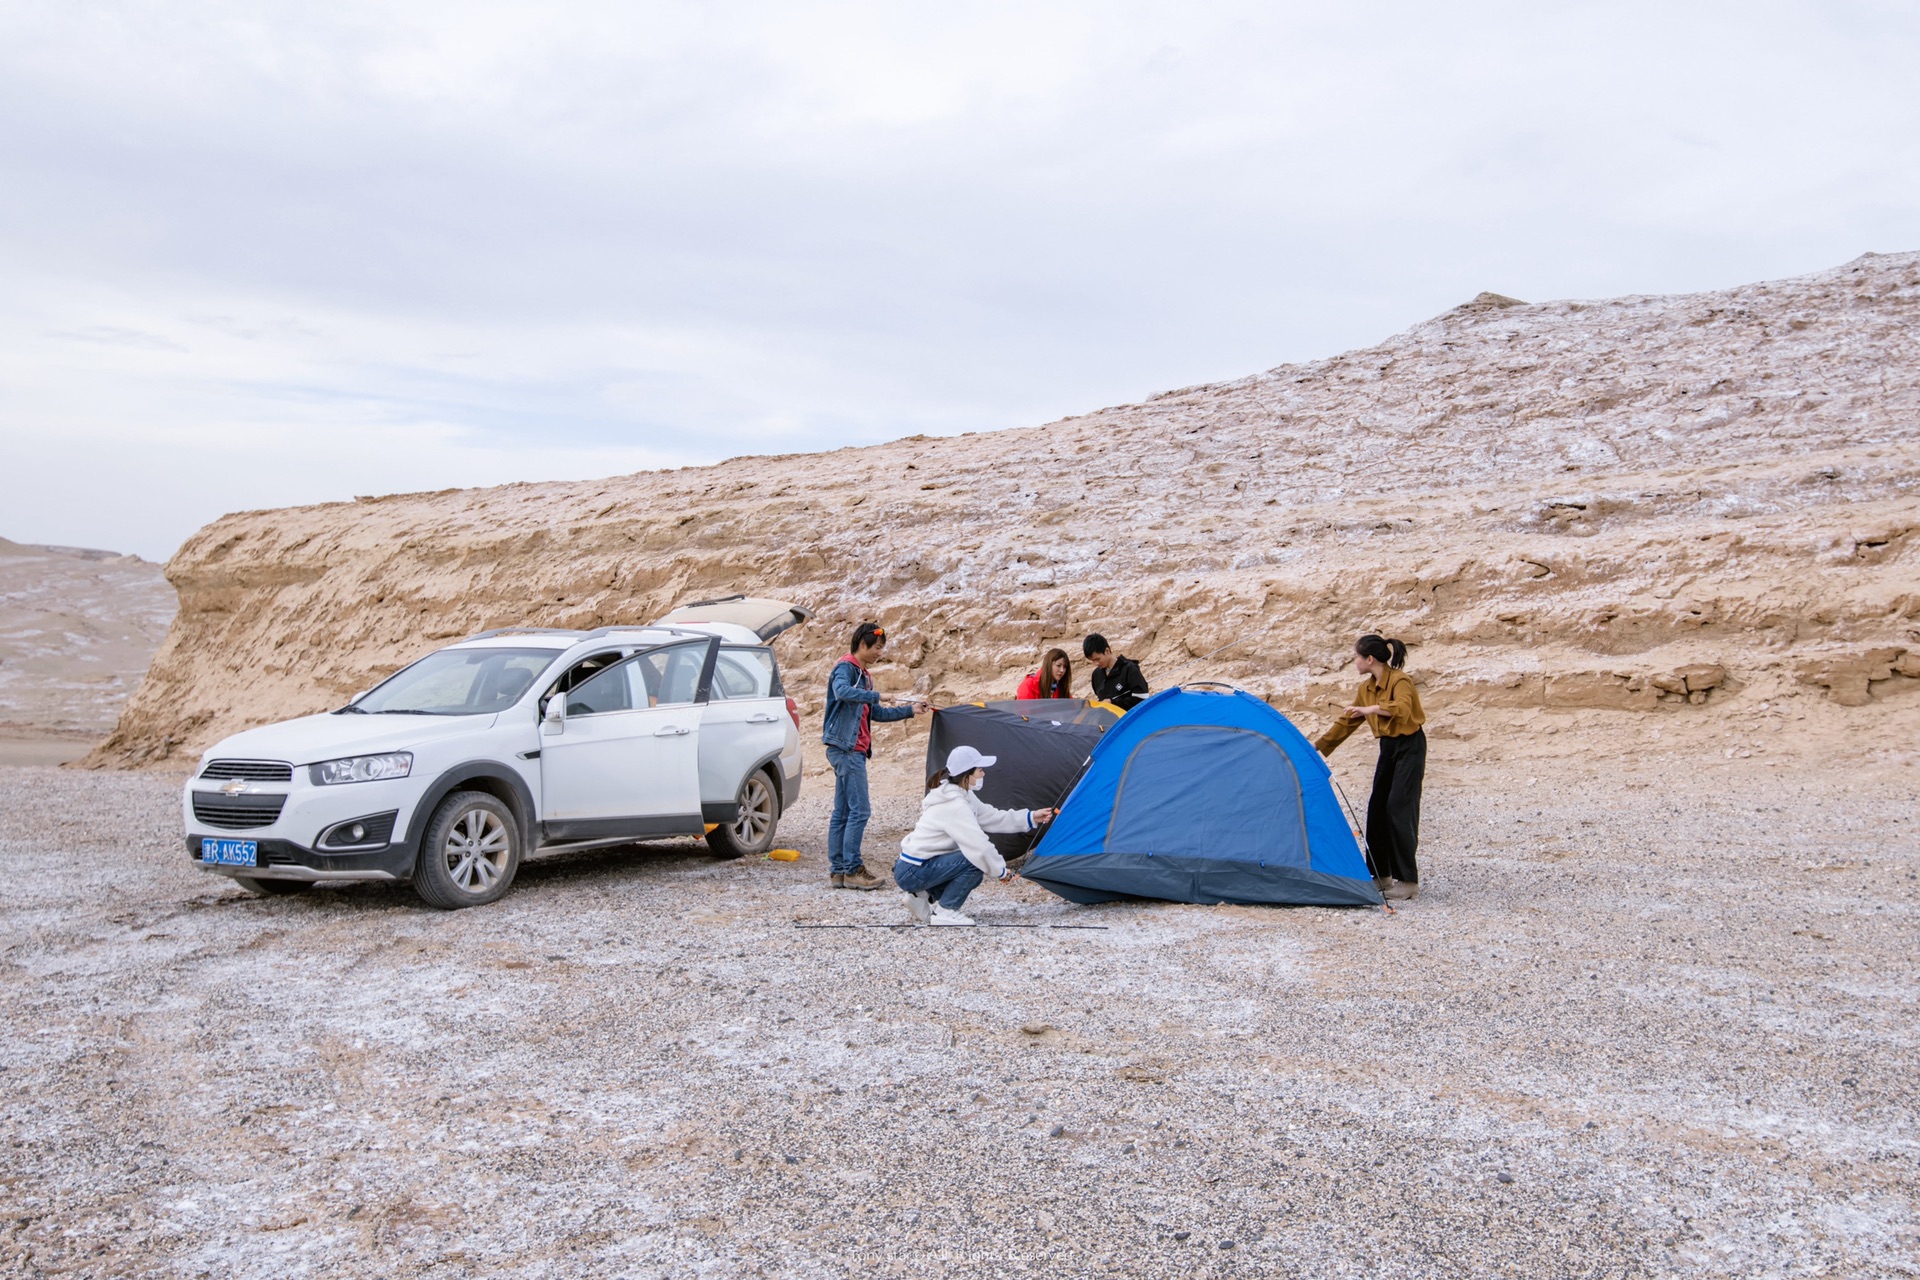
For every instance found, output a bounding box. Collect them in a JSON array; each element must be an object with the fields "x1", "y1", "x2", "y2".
[{"x1": 969, "y1": 773, "x2": 986, "y2": 792}]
